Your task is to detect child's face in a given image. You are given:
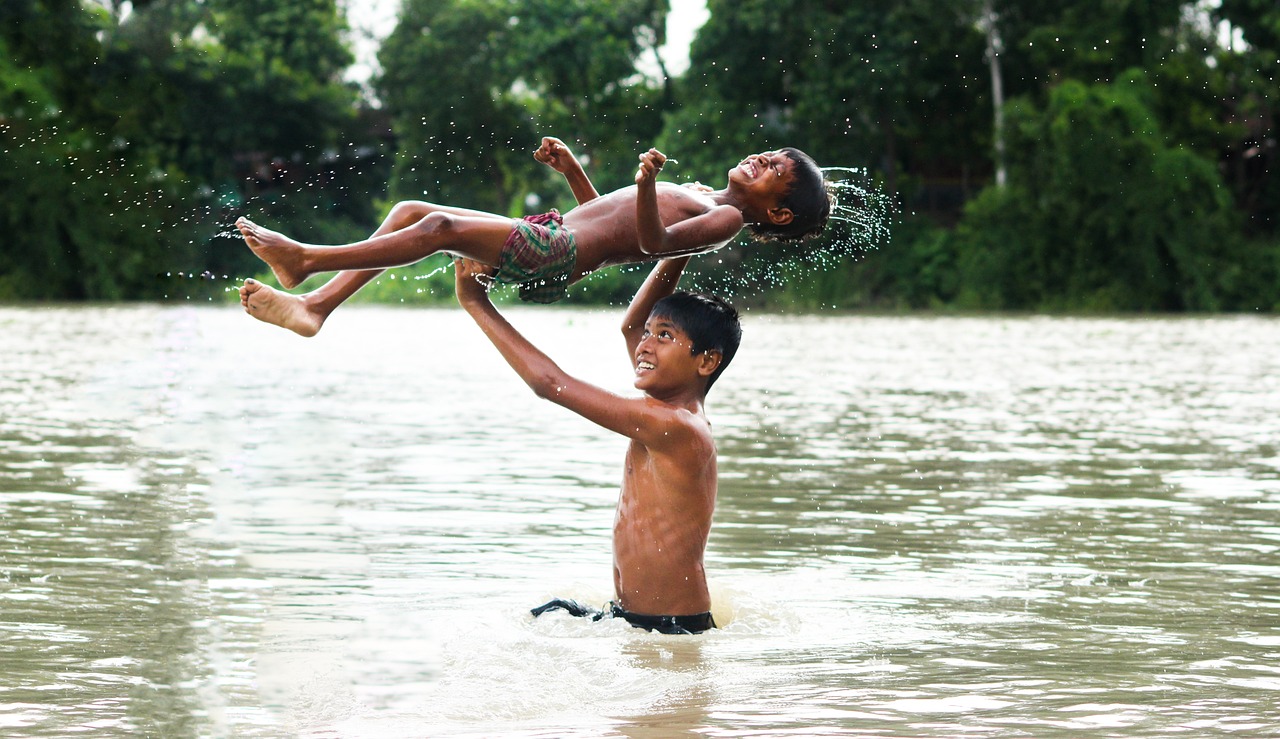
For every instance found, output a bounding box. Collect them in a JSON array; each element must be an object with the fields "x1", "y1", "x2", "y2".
[
  {"x1": 728, "y1": 151, "x2": 796, "y2": 209},
  {"x1": 633, "y1": 316, "x2": 711, "y2": 394}
]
